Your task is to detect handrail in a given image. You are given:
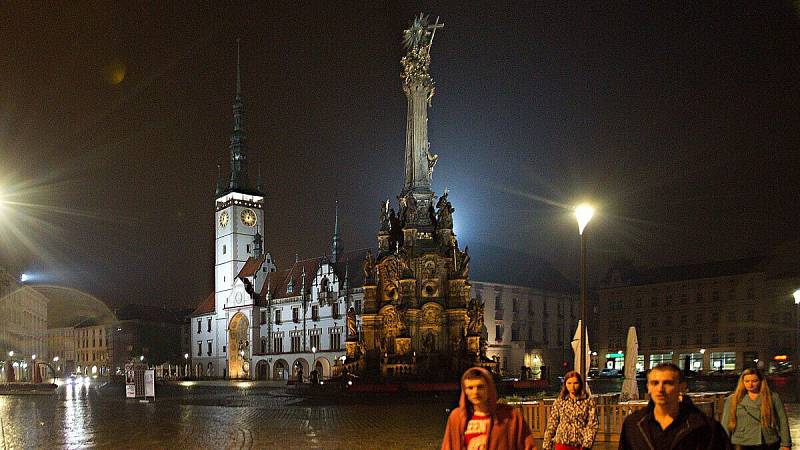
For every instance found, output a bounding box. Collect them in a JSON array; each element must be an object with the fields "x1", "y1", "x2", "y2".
[{"x1": 513, "y1": 392, "x2": 729, "y2": 443}]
